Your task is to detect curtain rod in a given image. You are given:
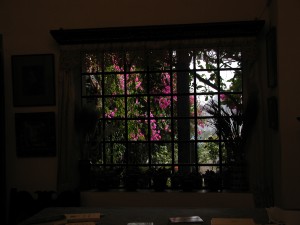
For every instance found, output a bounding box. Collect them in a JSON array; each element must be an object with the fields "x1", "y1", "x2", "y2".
[{"x1": 50, "y1": 20, "x2": 265, "y2": 45}]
